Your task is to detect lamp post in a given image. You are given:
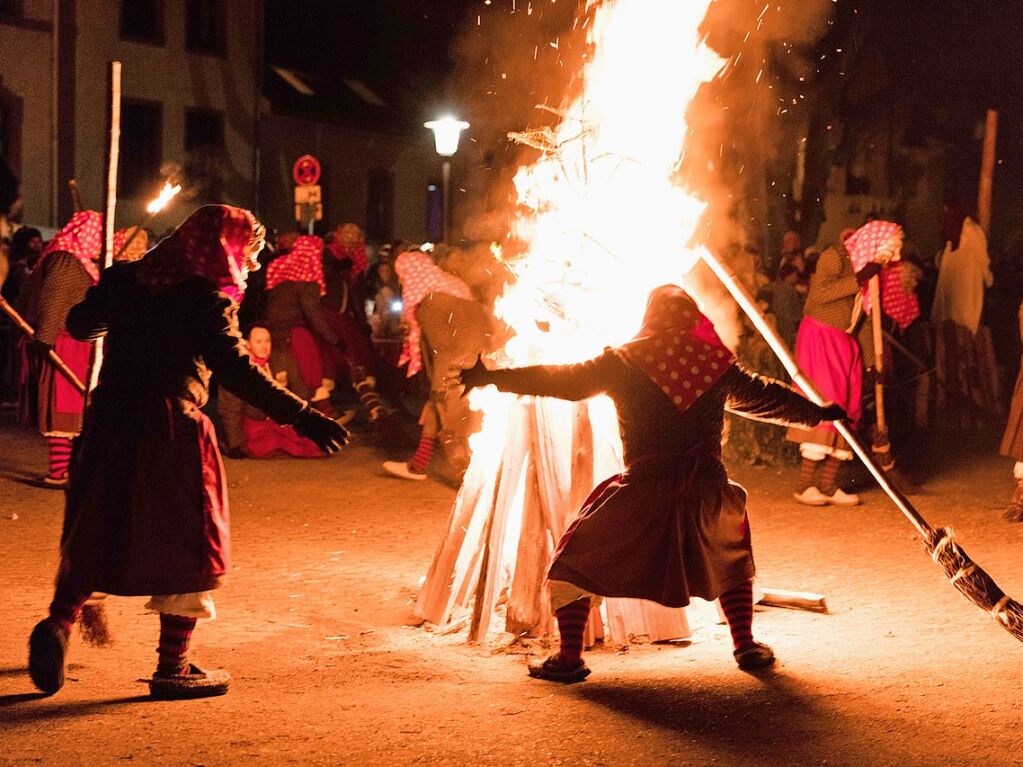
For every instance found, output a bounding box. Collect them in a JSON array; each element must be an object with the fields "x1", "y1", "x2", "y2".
[{"x1": 424, "y1": 115, "x2": 469, "y2": 243}]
